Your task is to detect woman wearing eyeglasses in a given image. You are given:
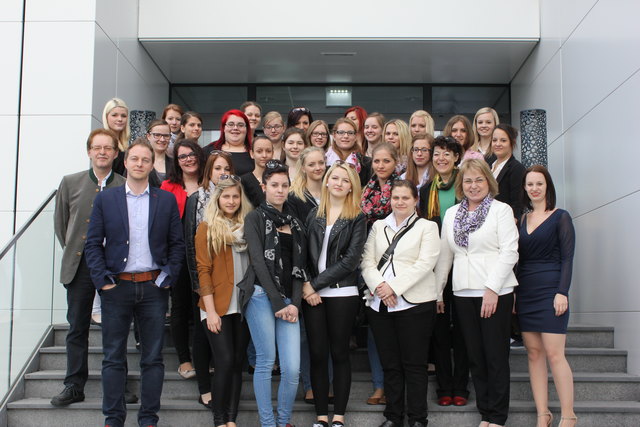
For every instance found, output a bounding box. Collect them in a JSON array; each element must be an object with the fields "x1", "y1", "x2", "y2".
[
  {"x1": 417, "y1": 137, "x2": 470, "y2": 408},
  {"x1": 239, "y1": 160, "x2": 308, "y2": 427},
  {"x1": 204, "y1": 109, "x2": 254, "y2": 176},
  {"x1": 435, "y1": 159, "x2": 519, "y2": 427},
  {"x1": 303, "y1": 162, "x2": 367, "y2": 427},
  {"x1": 263, "y1": 111, "x2": 285, "y2": 160},
  {"x1": 160, "y1": 139, "x2": 206, "y2": 395},
  {"x1": 184, "y1": 151, "x2": 237, "y2": 409},
  {"x1": 146, "y1": 119, "x2": 174, "y2": 187},
  {"x1": 287, "y1": 107, "x2": 314, "y2": 131},
  {"x1": 195, "y1": 176, "x2": 252, "y2": 427},
  {"x1": 306, "y1": 120, "x2": 331, "y2": 151},
  {"x1": 326, "y1": 118, "x2": 372, "y2": 187},
  {"x1": 402, "y1": 133, "x2": 433, "y2": 190}
]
